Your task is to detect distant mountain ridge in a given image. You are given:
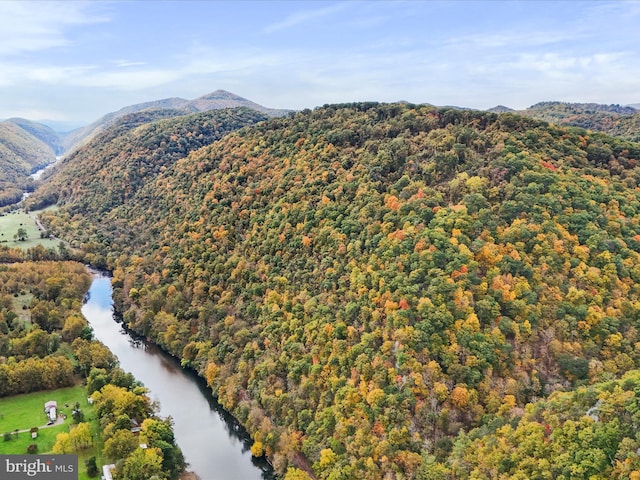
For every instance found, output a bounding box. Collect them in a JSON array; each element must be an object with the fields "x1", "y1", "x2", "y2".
[
  {"x1": 487, "y1": 105, "x2": 515, "y2": 113},
  {"x1": 1, "y1": 89, "x2": 292, "y2": 207},
  {"x1": 62, "y1": 89, "x2": 293, "y2": 152},
  {"x1": 0, "y1": 118, "x2": 58, "y2": 207},
  {"x1": 484, "y1": 101, "x2": 640, "y2": 142},
  {"x1": 6, "y1": 117, "x2": 64, "y2": 155},
  {"x1": 28, "y1": 107, "x2": 270, "y2": 245},
  {"x1": 526, "y1": 100, "x2": 637, "y2": 117}
]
